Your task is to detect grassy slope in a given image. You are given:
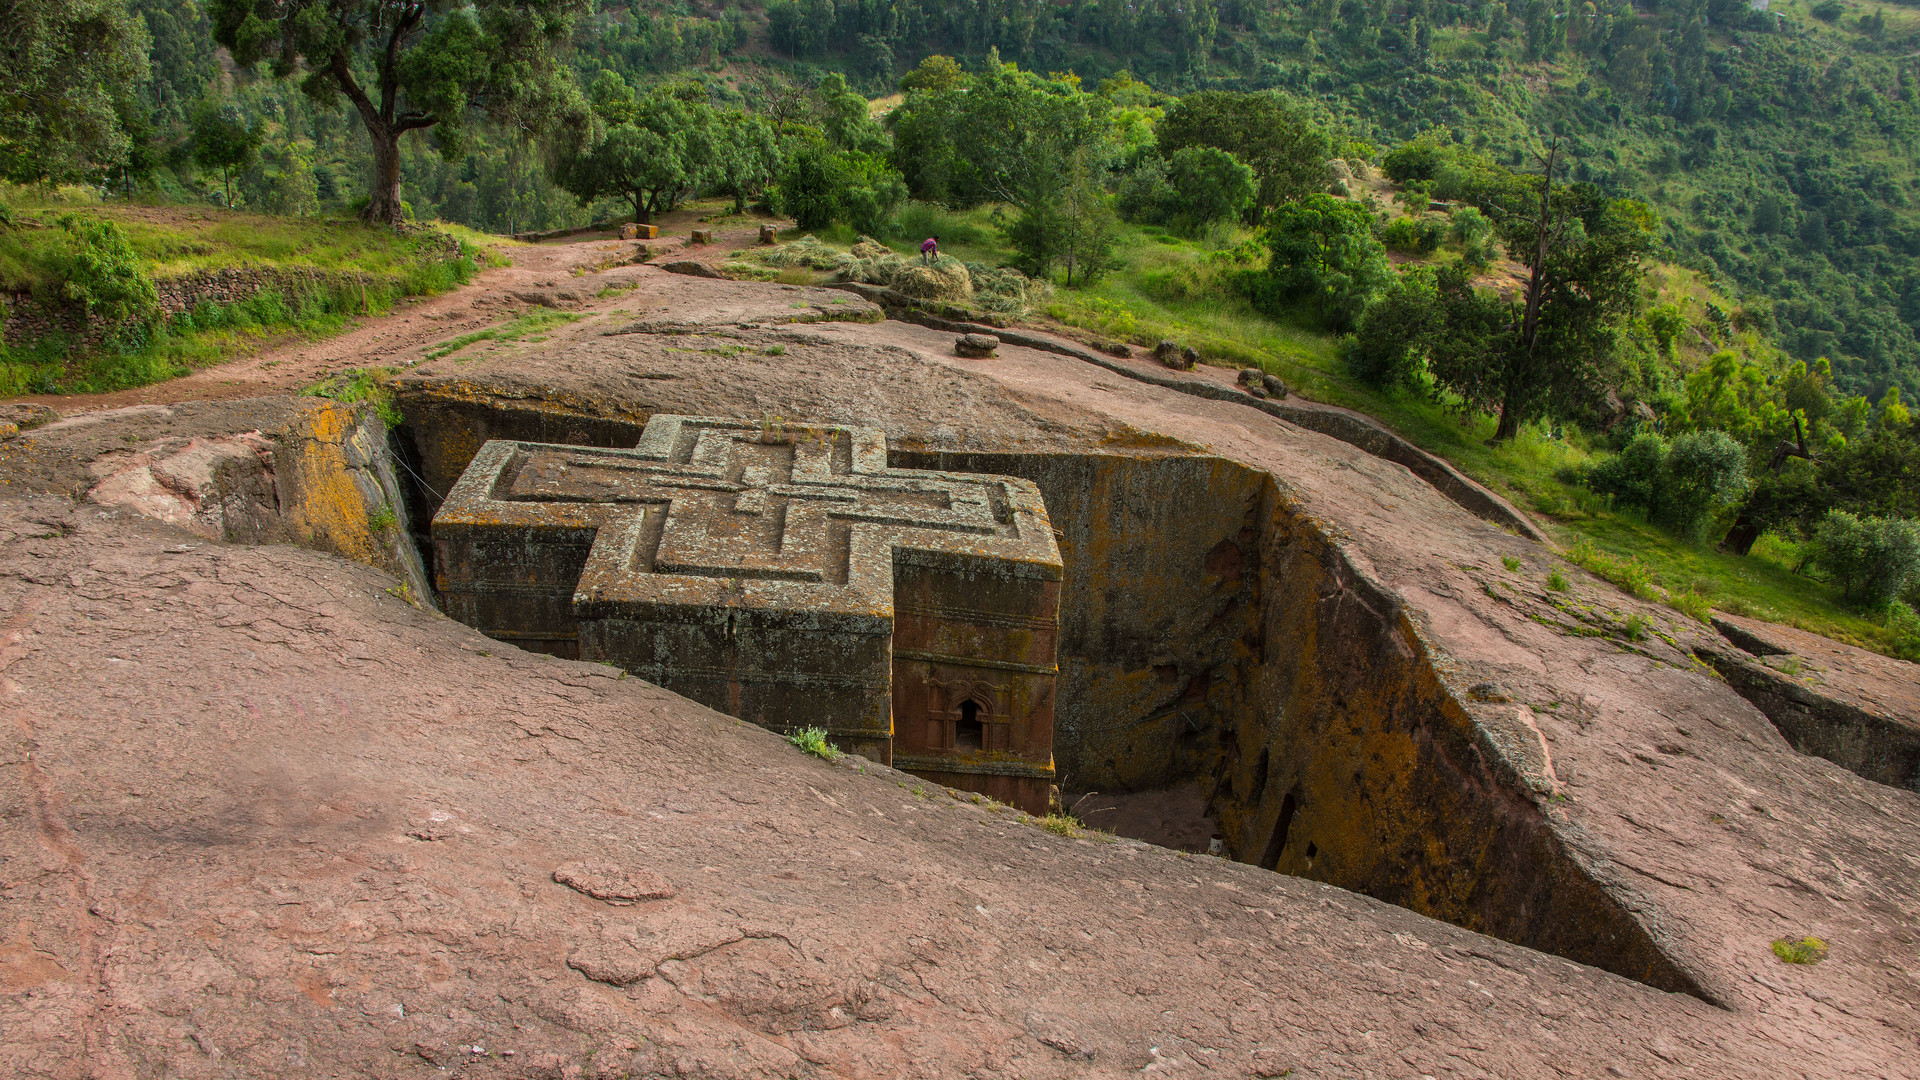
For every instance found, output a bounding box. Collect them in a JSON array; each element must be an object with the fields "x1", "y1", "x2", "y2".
[
  {"x1": 851, "y1": 201, "x2": 1912, "y2": 662},
  {"x1": 0, "y1": 189, "x2": 502, "y2": 394}
]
